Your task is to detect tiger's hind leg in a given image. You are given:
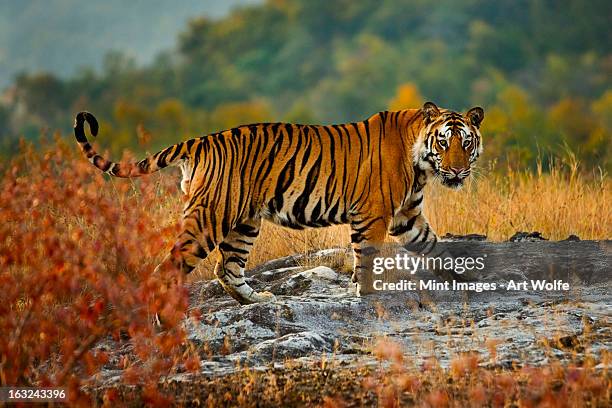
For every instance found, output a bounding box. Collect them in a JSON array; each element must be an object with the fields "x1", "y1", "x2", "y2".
[
  {"x1": 154, "y1": 205, "x2": 217, "y2": 276},
  {"x1": 152, "y1": 205, "x2": 218, "y2": 326},
  {"x1": 214, "y1": 219, "x2": 276, "y2": 305}
]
